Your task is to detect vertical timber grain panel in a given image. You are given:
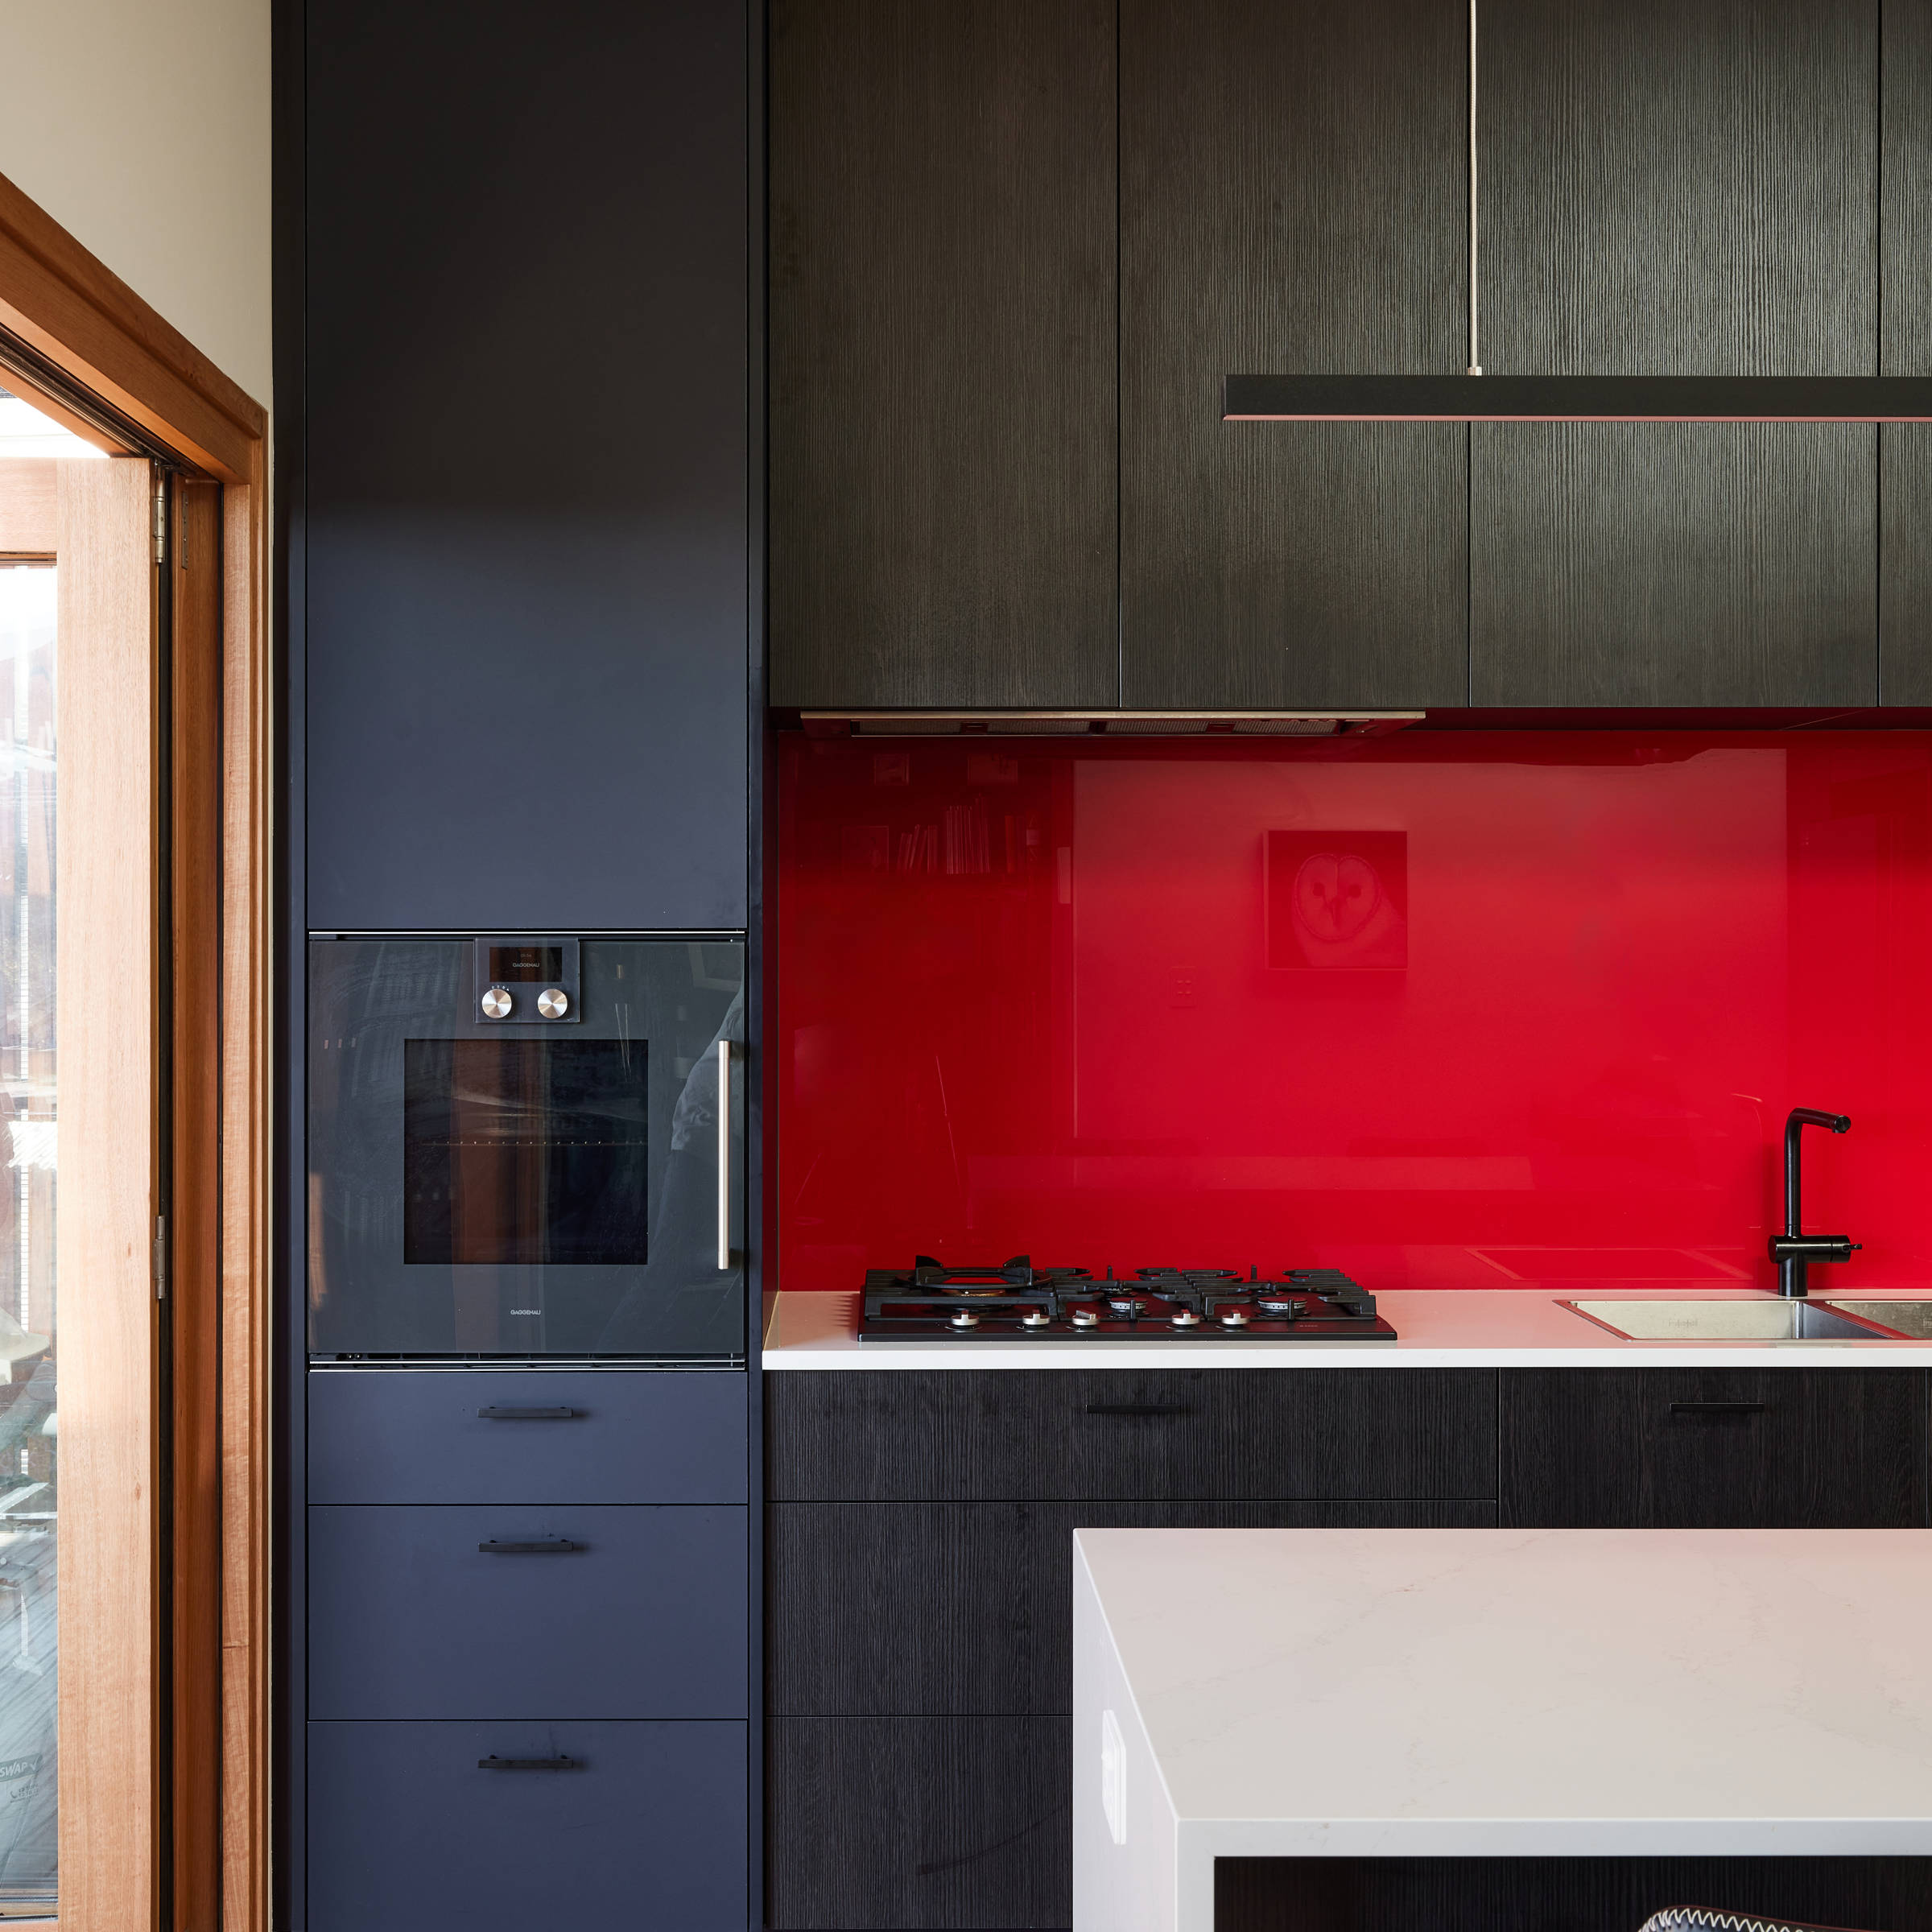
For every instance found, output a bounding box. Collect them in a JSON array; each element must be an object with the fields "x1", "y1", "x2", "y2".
[
  {"x1": 1473, "y1": 0, "x2": 1879, "y2": 706},
  {"x1": 1881, "y1": 0, "x2": 1932, "y2": 702},
  {"x1": 220, "y1": 466, "x2": 270, "y2": 1932},
  {"x1": 56, "y1": 456, "x2": 159, "y2": 1932},
  {"x1": 1120, "y1": 0, "x2": 1468, "y2": 711},
  {"x1": 172, "y1": 476, "x2": 224, "y2": 1932},
  {"x1": 769, "y1": 0, "x2": 1118, "y2": 708}
]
